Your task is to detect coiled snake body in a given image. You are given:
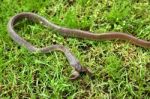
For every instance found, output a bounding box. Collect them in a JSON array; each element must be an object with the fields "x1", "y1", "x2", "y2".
[{"x1": 7, "y1": 12, "x2": 150, "y2": 79}]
